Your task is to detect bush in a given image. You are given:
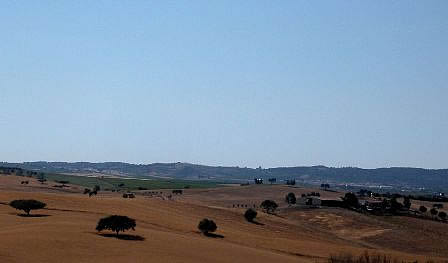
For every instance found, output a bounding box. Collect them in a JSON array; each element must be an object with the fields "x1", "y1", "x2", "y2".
[
  {"x1": 438, "y1": 211, "x2": 447, "y2": 221},
  {"x1": 403, "y1": 196, "x2": 411, "y2": 209},
  {"x1": 56, "y1": 180, "x2": 69, "y2": 186},
  {"x1": 96, "y1": 215, "x2": 136, "y2": 236},
  {"x1": 198, "y1": 218, "x2": 217, "y2": 235},
  {"x1": 329, "y1": 251, "x2": 394, "y2": 263},
  {"x1": 9, "y1": 199, "x2": 46, "y2": 215},
  {"x1": 285, "y1": 192, "x2": 296, "y2": 205},
  {"x1": 419, "y1": 205, "x2": 427, "y2": 213},
  {"x1": 244, "y1": 208, "x2": 257, "y2": 222},
  {"x1": 343, "y1": 193, "x2": 359, "y2": 208},
  {"x1": 260, "y1": 200, "x2": 278, "y2": 214},
  {"x1": 37, "y1": 178, "x2": 47, "y2": 184},
  {"x1": 430, "y1": 208, "x2": 438, "y2": 217}
]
